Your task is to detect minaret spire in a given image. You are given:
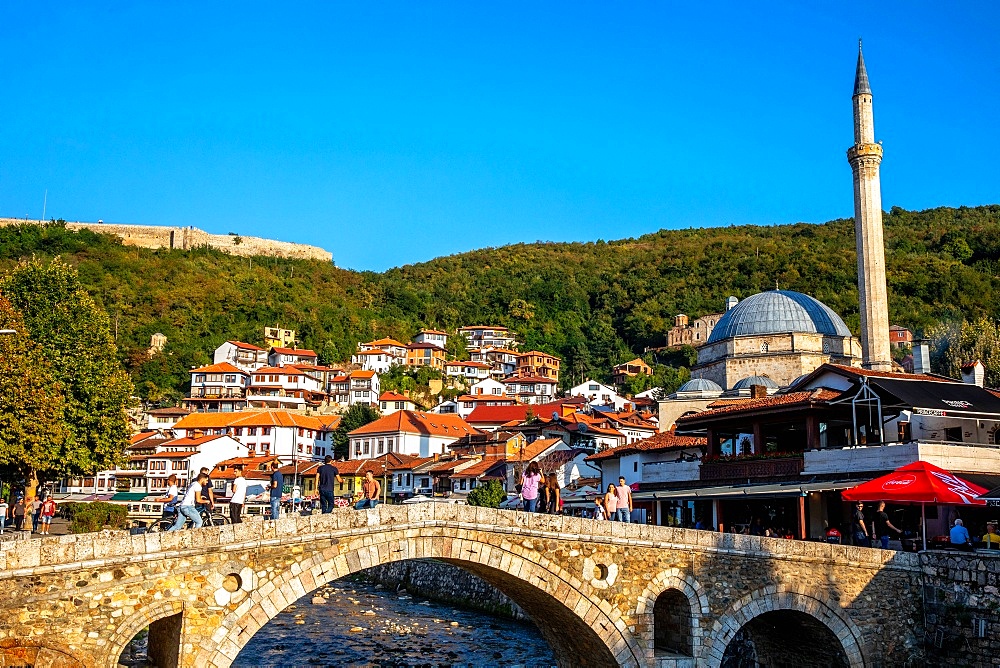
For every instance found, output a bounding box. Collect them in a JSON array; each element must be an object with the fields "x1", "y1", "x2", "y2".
[
  {"x1": 854, "y1": 40, "x2": 871, "y2": 96},
  {"x1": 847, "y1": 41, "x2": 892, "y2": 371}
]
